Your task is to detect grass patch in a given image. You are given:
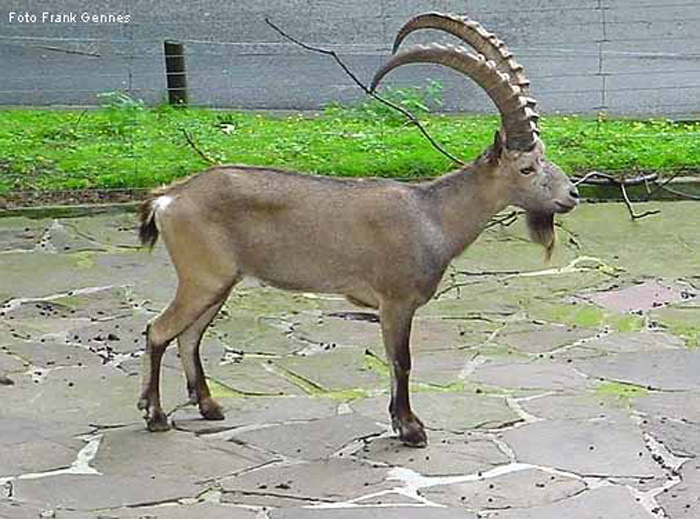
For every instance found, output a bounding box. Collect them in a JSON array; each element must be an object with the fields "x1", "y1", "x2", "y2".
[
  {"x1": 595, "y1": 381, "x2": 649, "y2": 399},
  {"x1": 1, "y1": 93, "x2": 699, "y2": 193}
]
